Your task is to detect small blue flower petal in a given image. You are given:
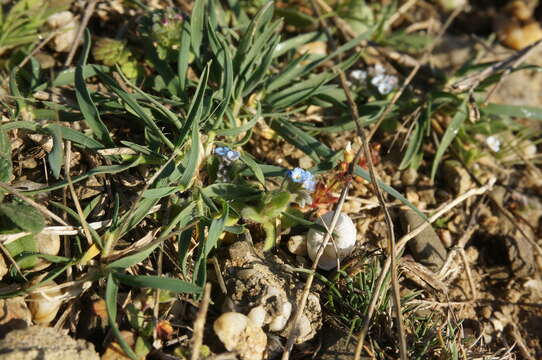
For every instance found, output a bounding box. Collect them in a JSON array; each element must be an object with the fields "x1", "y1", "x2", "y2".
[
  {"x1": 288, "y1": 168, "x2": 305, "y2": 183},
  {"x1": 302, "y1": 179, "x2": 316, "y2": 192},
  {"x1": 225, "y1": 150, "x2": 240, "y2": 162},
  {"x1": 214, "y1": 146, "x2": 229, "y2": 156}
]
